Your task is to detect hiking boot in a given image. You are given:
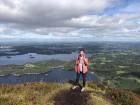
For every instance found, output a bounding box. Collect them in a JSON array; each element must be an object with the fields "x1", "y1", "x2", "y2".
[
  {"x1": 72, "y1": 85, "x2": 78, "y2": 90},
  {"x1": 81, "y1": 87, "x2": 85, "y2": 92}
]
